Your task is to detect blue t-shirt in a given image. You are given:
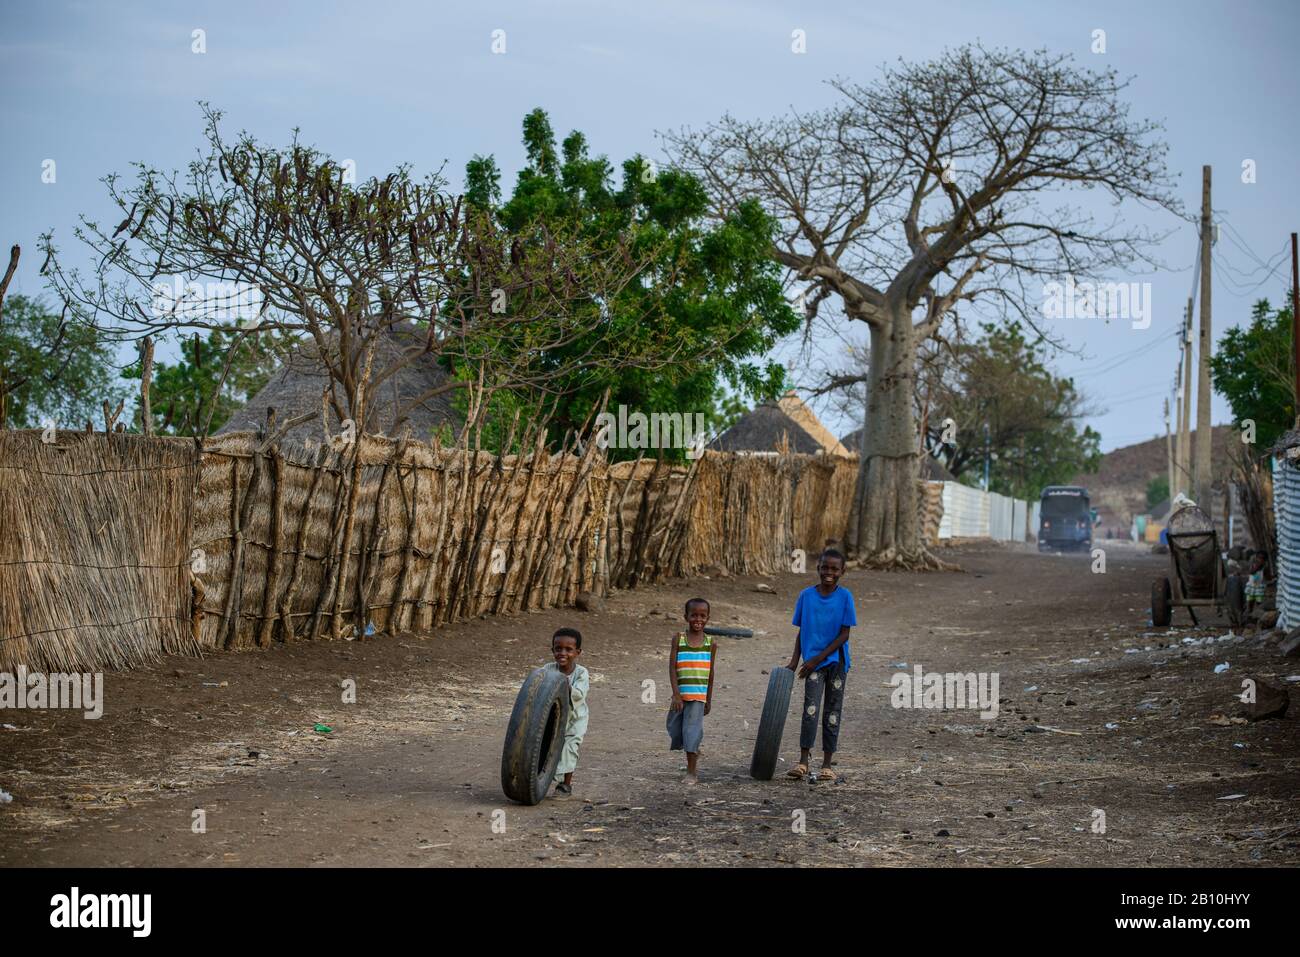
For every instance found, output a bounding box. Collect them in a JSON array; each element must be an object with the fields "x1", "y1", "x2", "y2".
[{"x1": 792, "y1": 585, "x2": 857, "y2": 671}]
